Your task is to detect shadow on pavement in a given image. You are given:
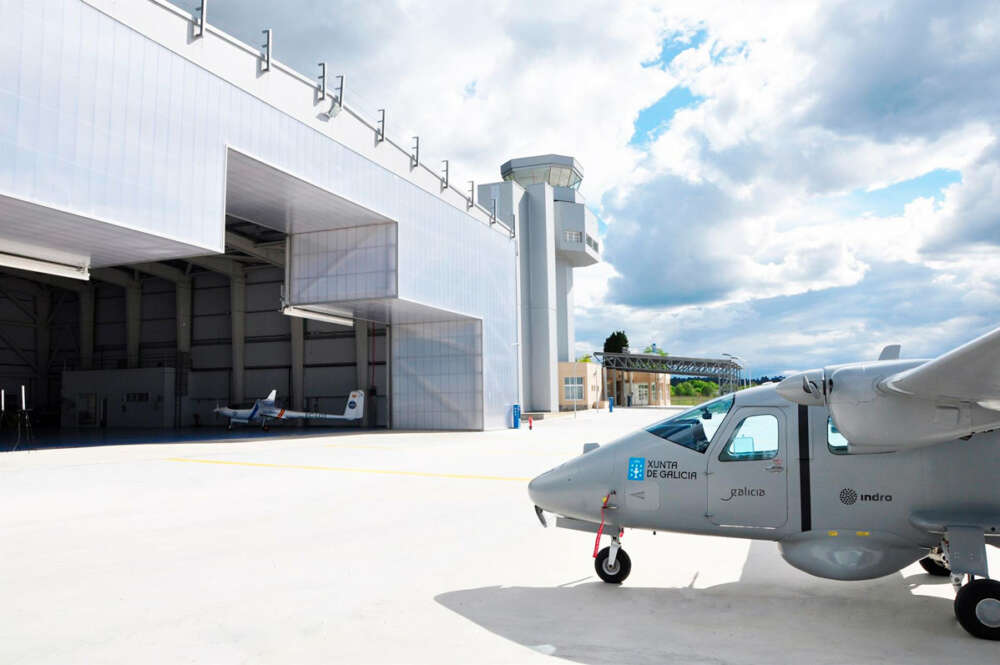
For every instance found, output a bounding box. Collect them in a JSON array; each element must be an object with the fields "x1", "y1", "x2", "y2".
[{"x1": 436, "y1": 541, "x2": 995, "y2": 665}]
